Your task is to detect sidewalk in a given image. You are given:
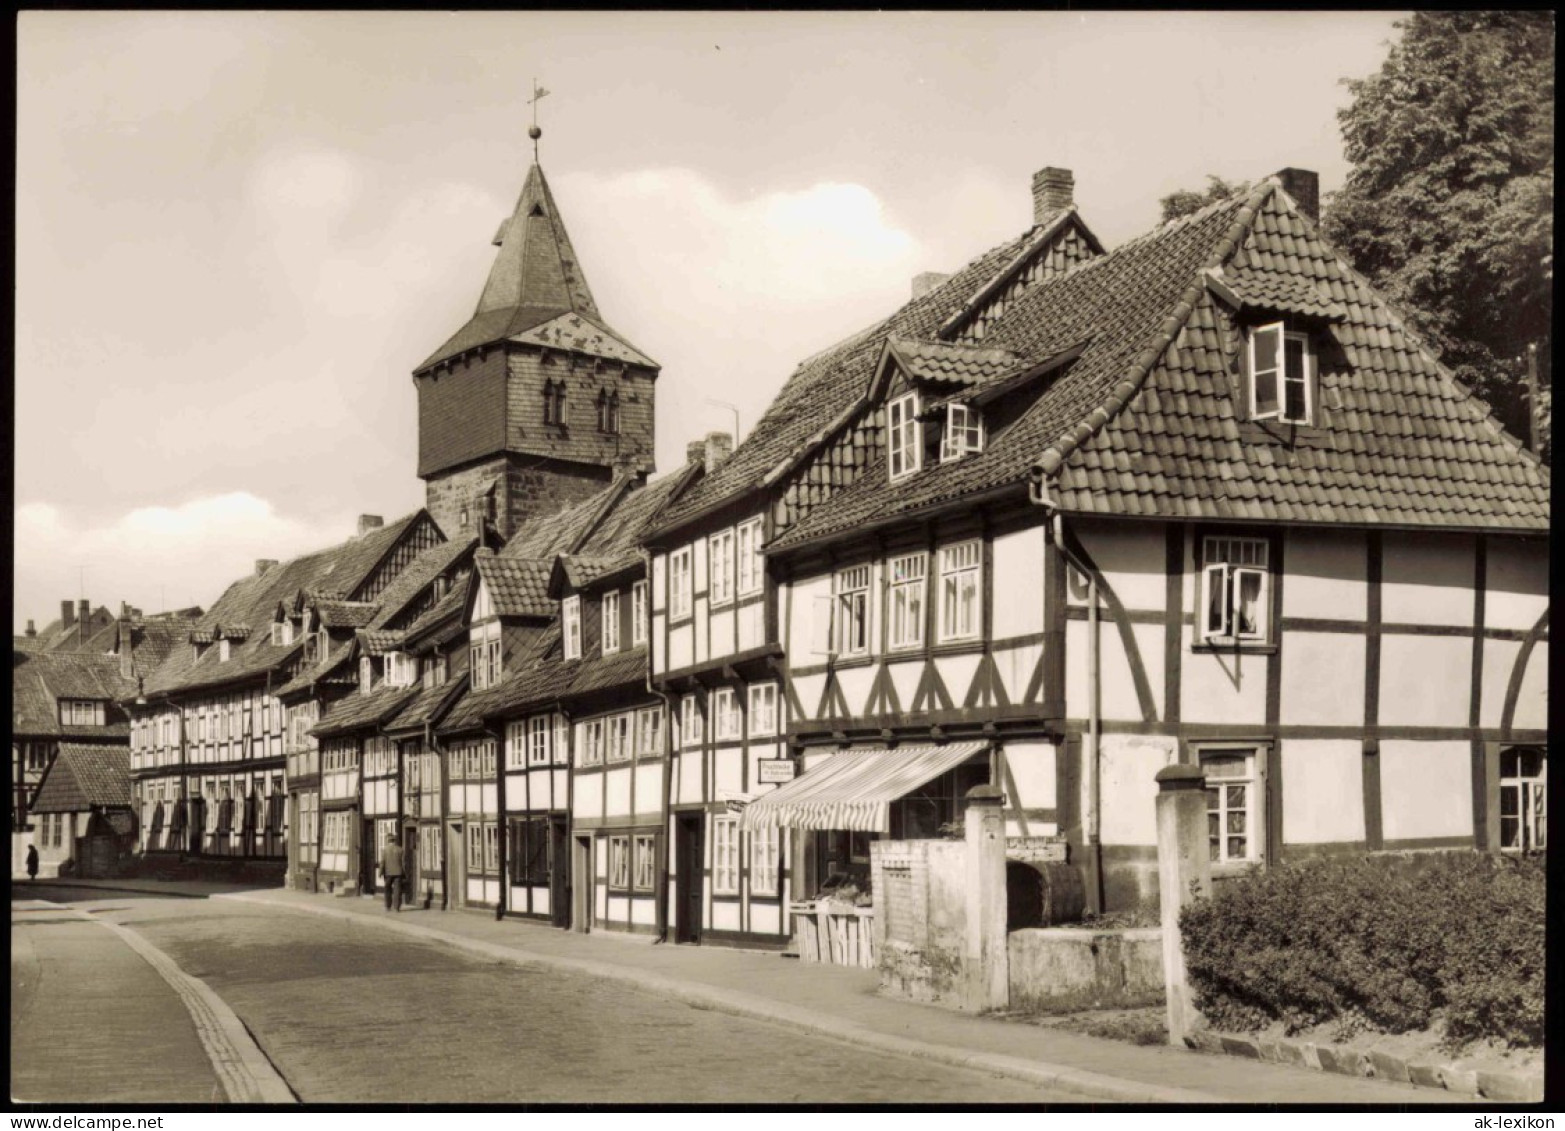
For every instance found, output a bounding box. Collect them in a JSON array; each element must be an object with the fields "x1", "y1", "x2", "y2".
[
  {"x1": 220, "y1": 886, "x2": 1450, "y2": 1105},
  {"x1": 11, "y1": 876, "x2": 266, "y2": 899}
]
